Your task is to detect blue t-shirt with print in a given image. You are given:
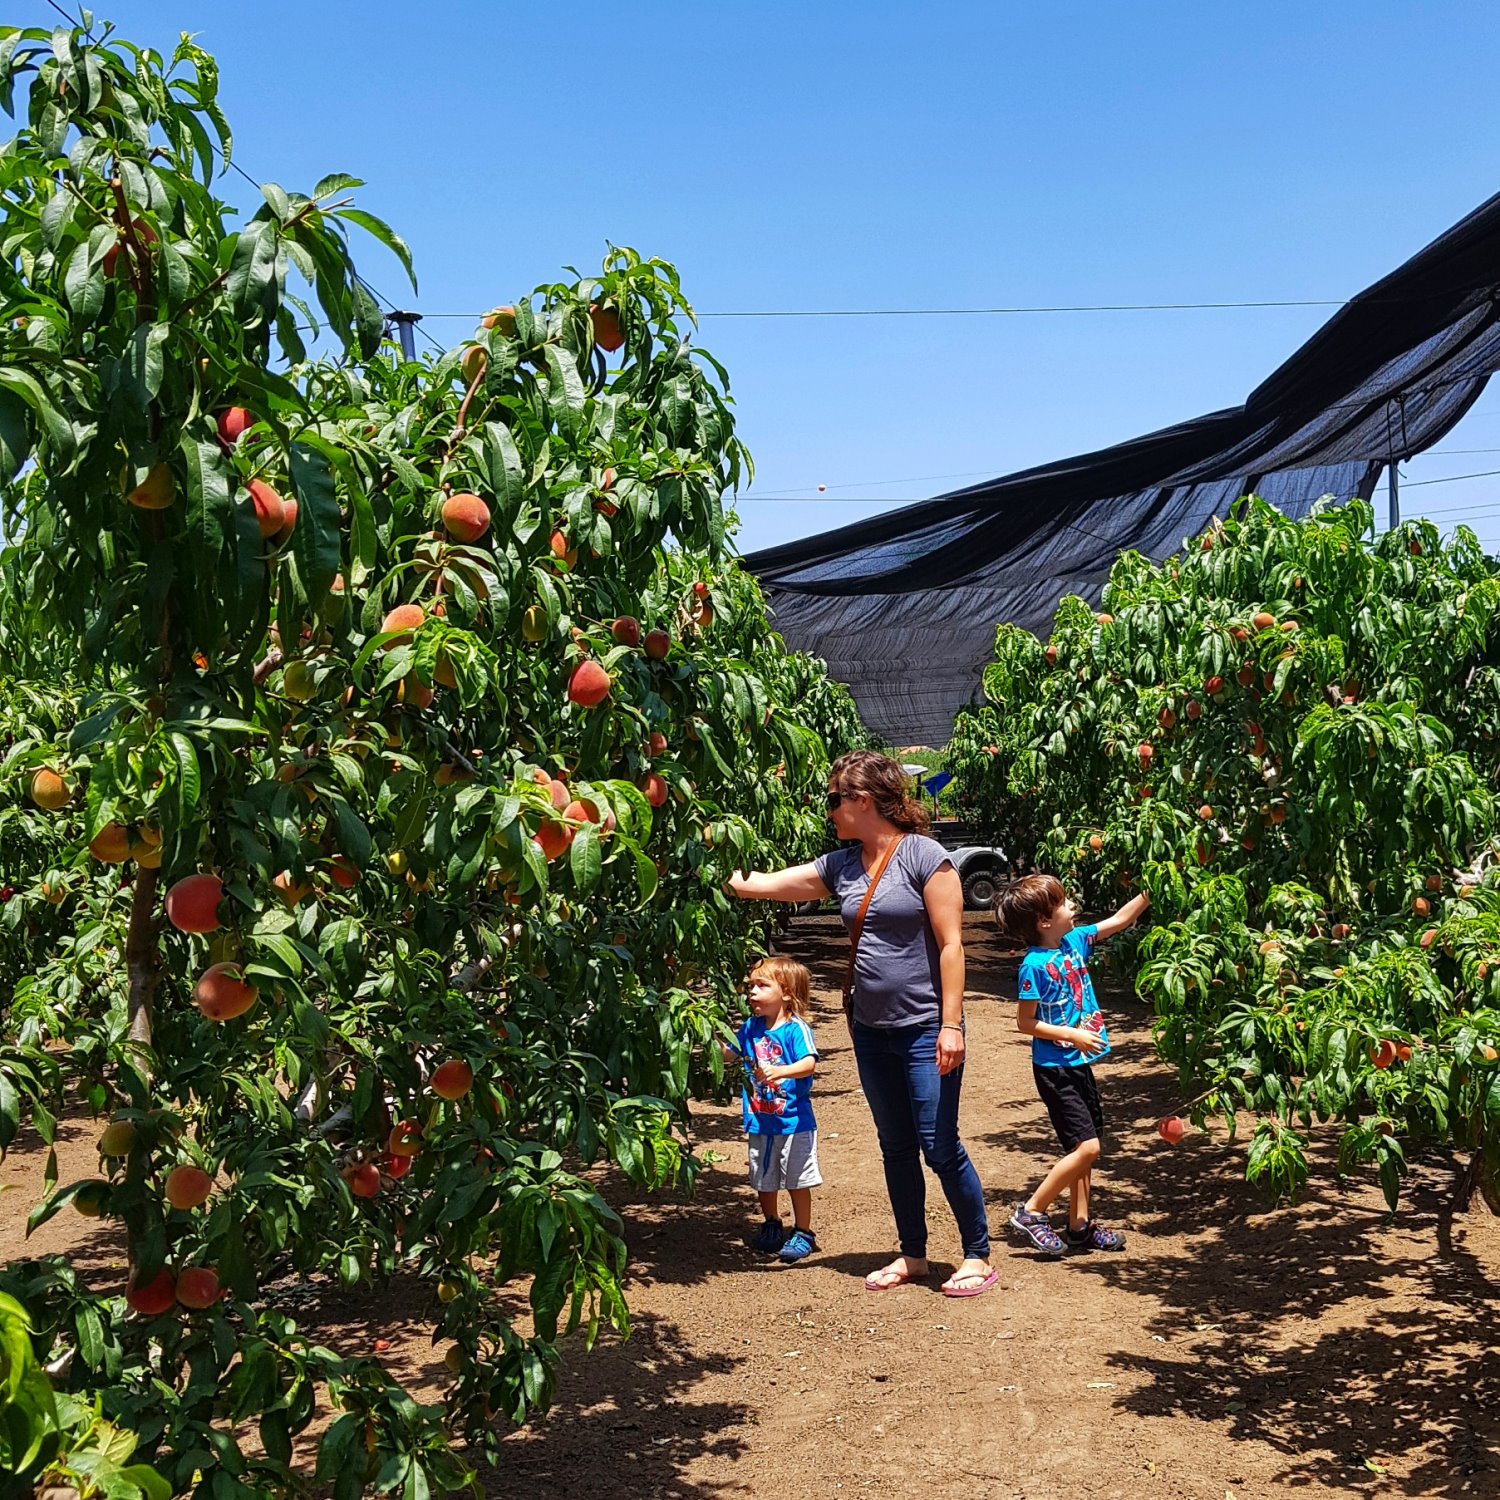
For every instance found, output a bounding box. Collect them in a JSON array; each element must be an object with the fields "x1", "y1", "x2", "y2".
[
  {"x1": 735, "y1": 1014, "x2": 819, "y2": 1135},
  {"x1": 1017, "y1": 924, "x2": 1111, "y2": 1067}
]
